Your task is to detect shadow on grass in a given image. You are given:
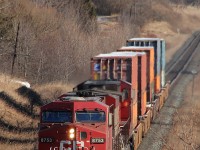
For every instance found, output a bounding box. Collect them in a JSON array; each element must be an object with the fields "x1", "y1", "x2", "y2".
[
  {"x1": 0, "y1": 136, "x2": 37, "y2": 144},
  {"x1": 16, "y1": 86, "x2": 44, "y2": 107},
  {"x1": 0, "y1": 119, "x2": 37, "y2": 133},
  {"x1": 0, "y1": 91, "x2": 39, "y2": 119}
]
